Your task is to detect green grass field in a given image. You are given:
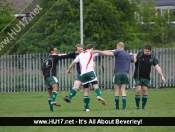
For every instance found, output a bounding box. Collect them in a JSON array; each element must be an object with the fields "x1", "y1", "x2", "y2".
[{"x1": 0, "y1": 88, "x2": 175, "y2": 132}]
